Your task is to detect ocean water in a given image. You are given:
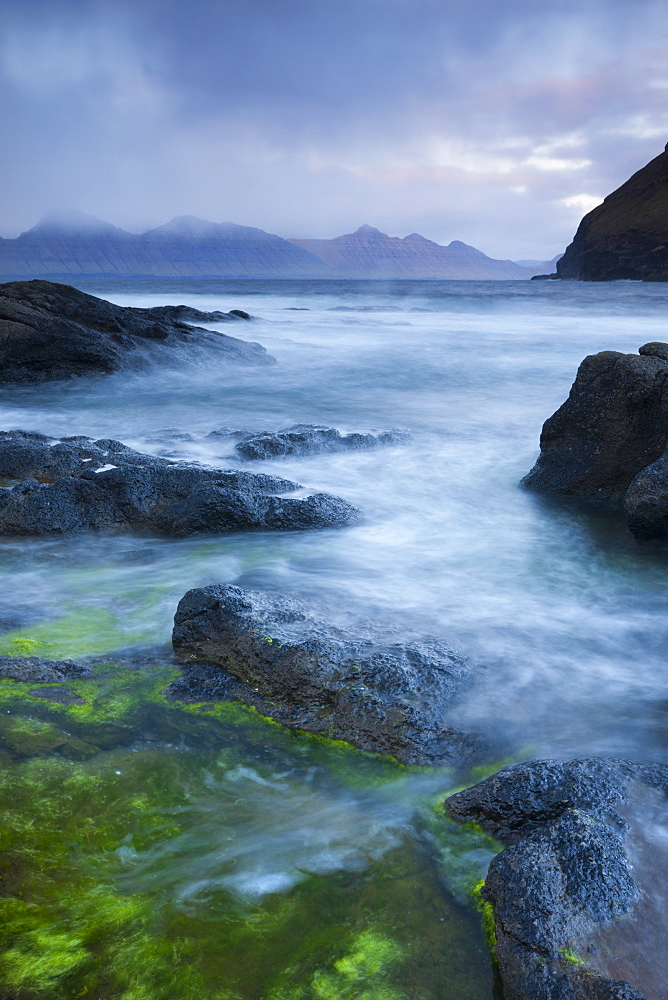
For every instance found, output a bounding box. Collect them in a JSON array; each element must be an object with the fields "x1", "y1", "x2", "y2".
[{"x1": 1, "y1": 277, "x2": 667, "y2": 998}]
